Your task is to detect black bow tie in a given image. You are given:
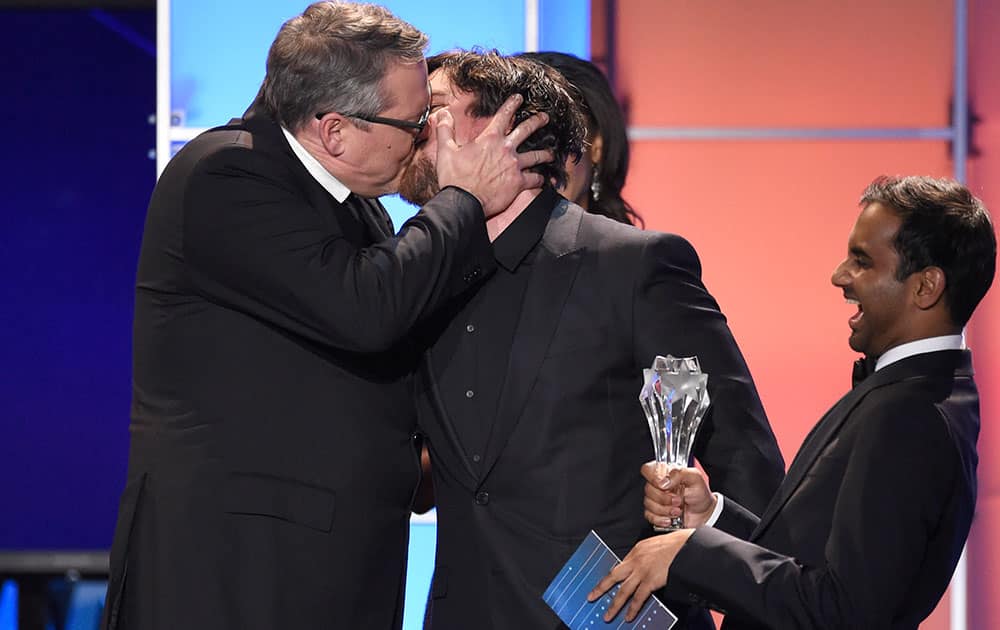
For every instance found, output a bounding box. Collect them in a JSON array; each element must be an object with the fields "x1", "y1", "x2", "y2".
[{"x1": 851, "y1": 357, "x2": 876, "y2": 388}]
